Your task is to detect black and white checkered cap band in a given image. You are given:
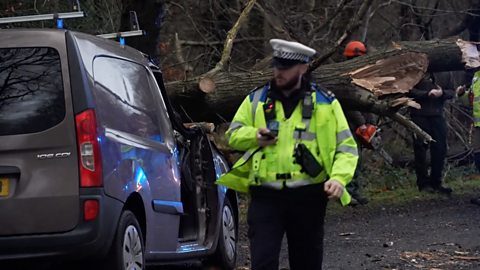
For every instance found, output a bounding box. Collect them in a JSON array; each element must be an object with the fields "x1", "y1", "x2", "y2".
[{"x1": 273, "y1": 50, "x2": 311, "y2": 62}]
